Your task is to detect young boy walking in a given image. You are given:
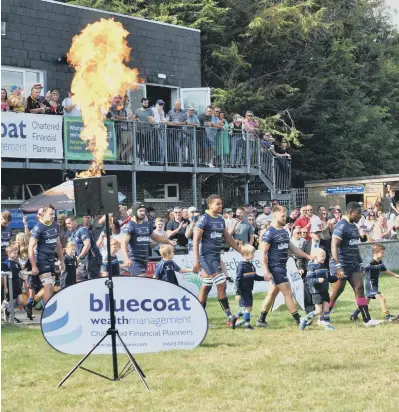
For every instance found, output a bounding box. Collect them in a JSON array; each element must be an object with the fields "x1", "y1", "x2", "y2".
[
  {"x1": 234, "y1": 244, "x2": 266, "y2": 329},
  {"x1": 300, "y1": 249, "x2": 336, "y2": 331},
  {"x1": 350, "y1": 243, "x2": 399, "y2": 322}
]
